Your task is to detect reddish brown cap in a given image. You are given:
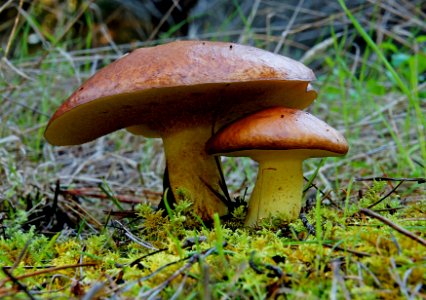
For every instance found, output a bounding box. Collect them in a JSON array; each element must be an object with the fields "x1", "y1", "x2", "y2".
[
  {"x1": 206, "y1": 106, "x2": 349, "y2": 157},
  {"x1": 45, "y1": 40, "x2": 317, "y2": 146}
]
